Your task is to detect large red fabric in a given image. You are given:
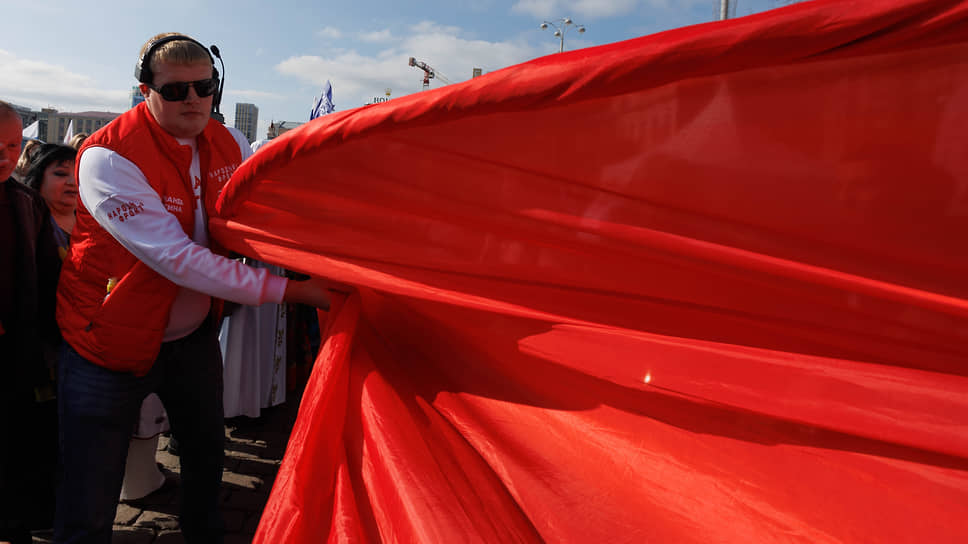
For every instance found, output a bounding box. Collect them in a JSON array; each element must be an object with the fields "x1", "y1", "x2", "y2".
[{"x1": 211, "y1": 0, "x2": 968, "y2": 541}]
